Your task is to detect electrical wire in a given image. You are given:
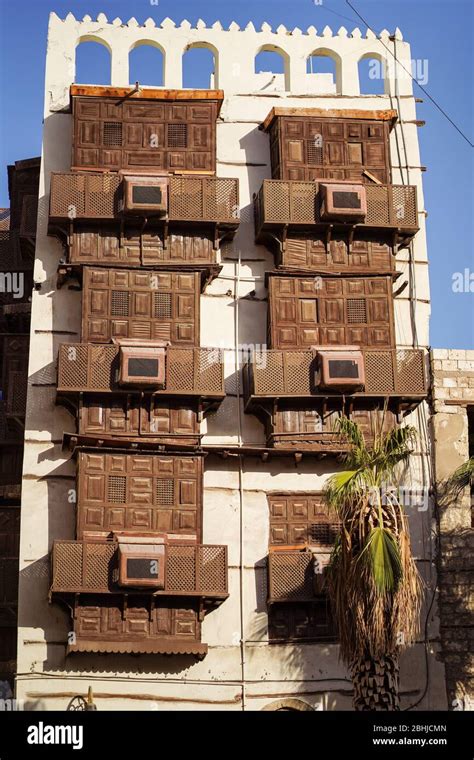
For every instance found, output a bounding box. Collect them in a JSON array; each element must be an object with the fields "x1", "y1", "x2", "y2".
[
  {"x1": 389, "y1": 35, "x2": 438, "y2": 712},
  {"x1": 345, "y1": 0, "x2": 473, "y2": 148}
]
